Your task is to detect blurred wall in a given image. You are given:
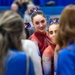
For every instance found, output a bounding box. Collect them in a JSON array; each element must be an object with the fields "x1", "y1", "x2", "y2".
[
  {"x1": 0, "y1": 0, "x2": 14, "y2": 6},
  {"x1": 0, "y1": 0, "x2": 75, "y2": 6}
]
